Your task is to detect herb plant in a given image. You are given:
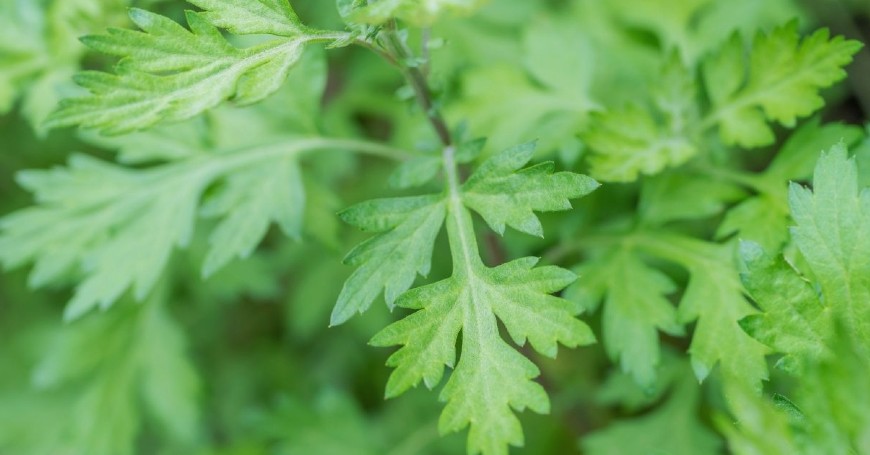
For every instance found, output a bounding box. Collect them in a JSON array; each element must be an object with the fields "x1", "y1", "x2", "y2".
[{"x1": 2, "y1": 0, "x2": 870, "y2": 454}]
